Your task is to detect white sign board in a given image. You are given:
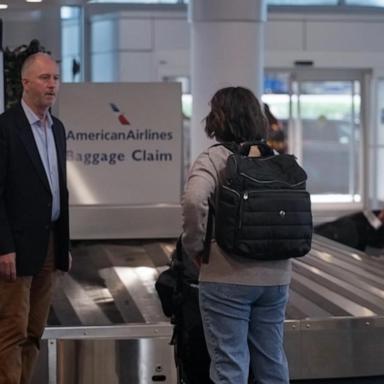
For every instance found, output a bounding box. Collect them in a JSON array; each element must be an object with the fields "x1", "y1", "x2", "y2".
[{"x1": 58, "y1": 83, "x2": 182, "y2": 206}]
